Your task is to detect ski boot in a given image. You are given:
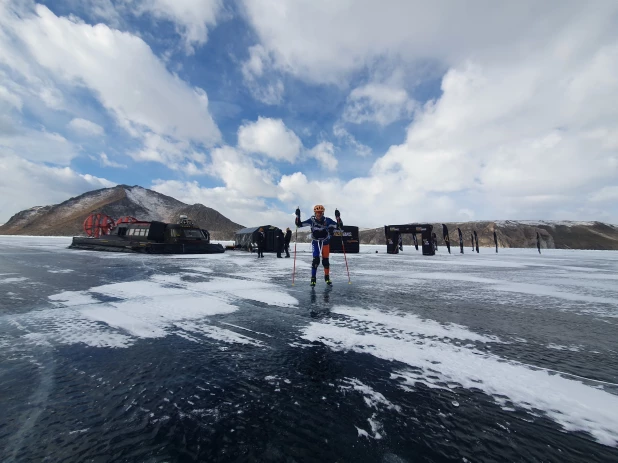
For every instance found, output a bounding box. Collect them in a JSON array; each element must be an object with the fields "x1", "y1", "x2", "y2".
[
  {"x1": 310, "y1": 276, "x2": 316, "y2": 287},
  {"x1": 325, "y1": 275, "x2": 332, "y2": 286}
]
